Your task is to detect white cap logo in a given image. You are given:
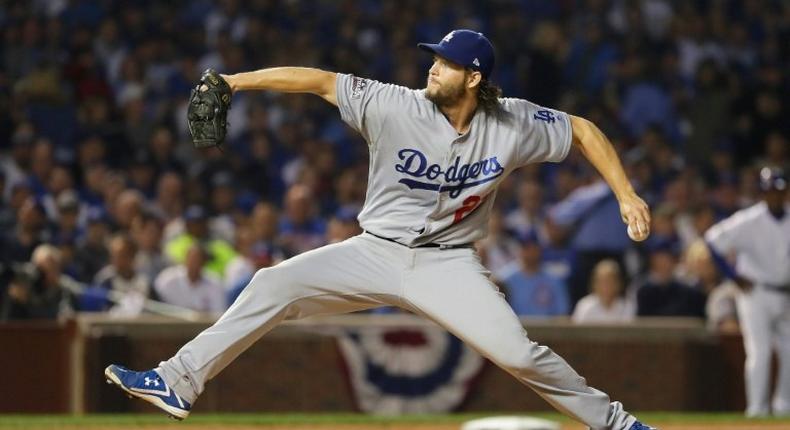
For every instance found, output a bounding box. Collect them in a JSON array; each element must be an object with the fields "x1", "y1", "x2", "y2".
[
  {"x1": 442, "y1": 31, "x2": 455, "y2": 43},
  {"x1": 472, "y1": 58, "x2": 480, "y2": 67}
]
